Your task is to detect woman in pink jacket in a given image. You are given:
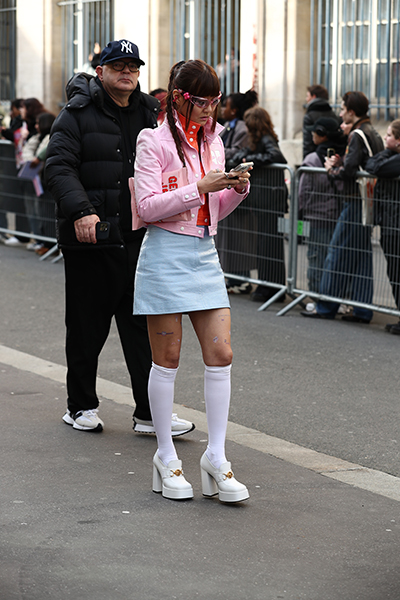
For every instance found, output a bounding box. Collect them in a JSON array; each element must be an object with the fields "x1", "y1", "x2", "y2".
[{"x1": 134, "y1": 59, "x2": 251, "y2": 503}]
